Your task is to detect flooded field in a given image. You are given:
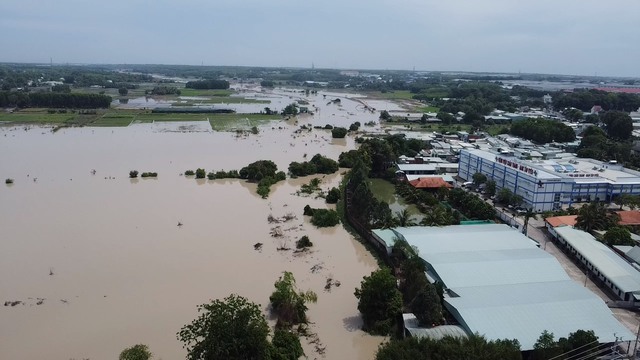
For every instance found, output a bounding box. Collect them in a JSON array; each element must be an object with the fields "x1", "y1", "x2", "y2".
[{"x1": 0, "y1": 92, "x2": 402, "y2": 360}]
